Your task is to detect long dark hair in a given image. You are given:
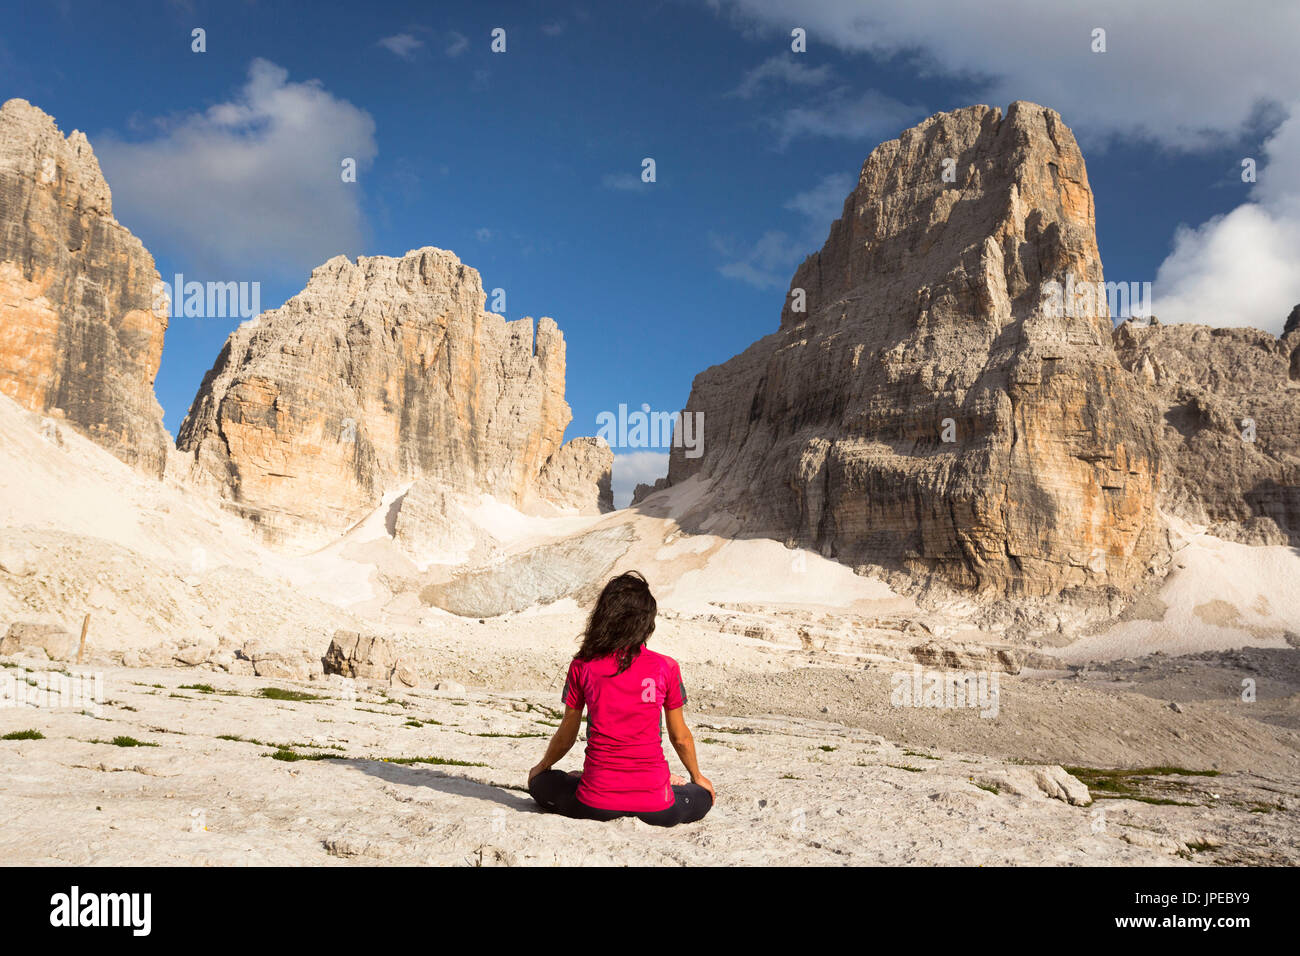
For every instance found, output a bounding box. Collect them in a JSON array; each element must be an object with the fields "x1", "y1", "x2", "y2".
[{"x1": 576, "y1": 571, "x2": 657, "y2": 674}]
